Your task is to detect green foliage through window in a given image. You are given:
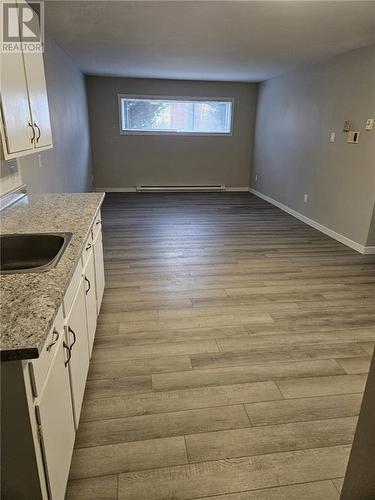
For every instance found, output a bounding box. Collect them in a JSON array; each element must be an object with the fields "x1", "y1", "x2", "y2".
[{"x1": 120, "y1": 97, "x2": 233, "y2": 134}]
